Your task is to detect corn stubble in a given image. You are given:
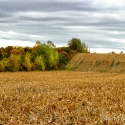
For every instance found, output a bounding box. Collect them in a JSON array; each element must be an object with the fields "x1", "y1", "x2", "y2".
[{"x1": 0, "y1": 71, "x2": 125, "y2": 125}]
